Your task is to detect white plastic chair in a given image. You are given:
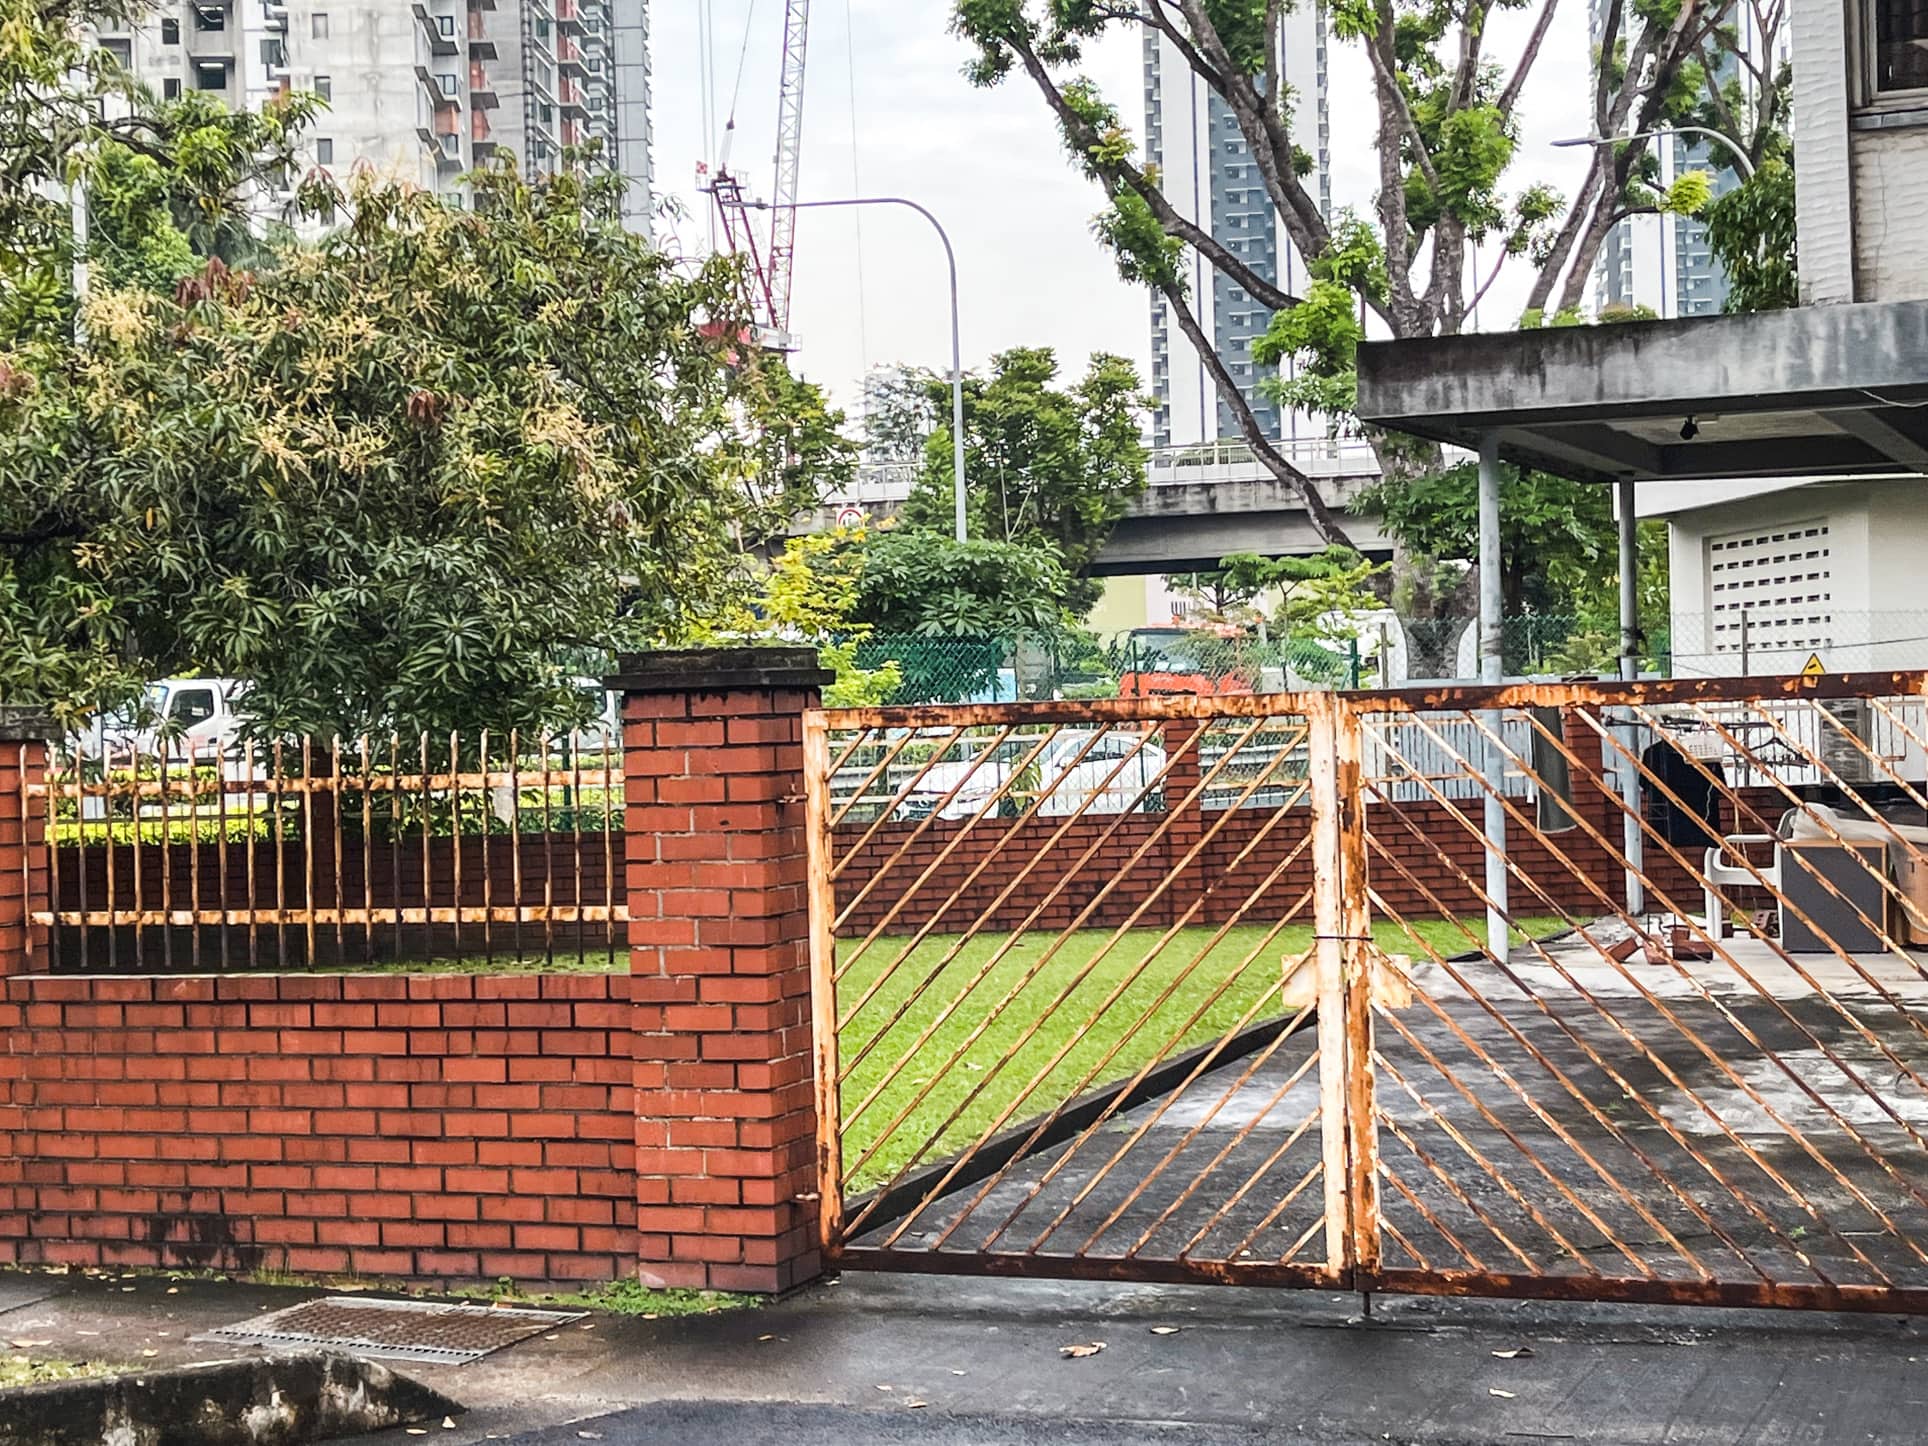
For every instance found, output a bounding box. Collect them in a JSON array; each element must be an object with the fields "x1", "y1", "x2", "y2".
[{"x1": 1703, "y1": 836, "x2": 1780, "y2": 940}]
